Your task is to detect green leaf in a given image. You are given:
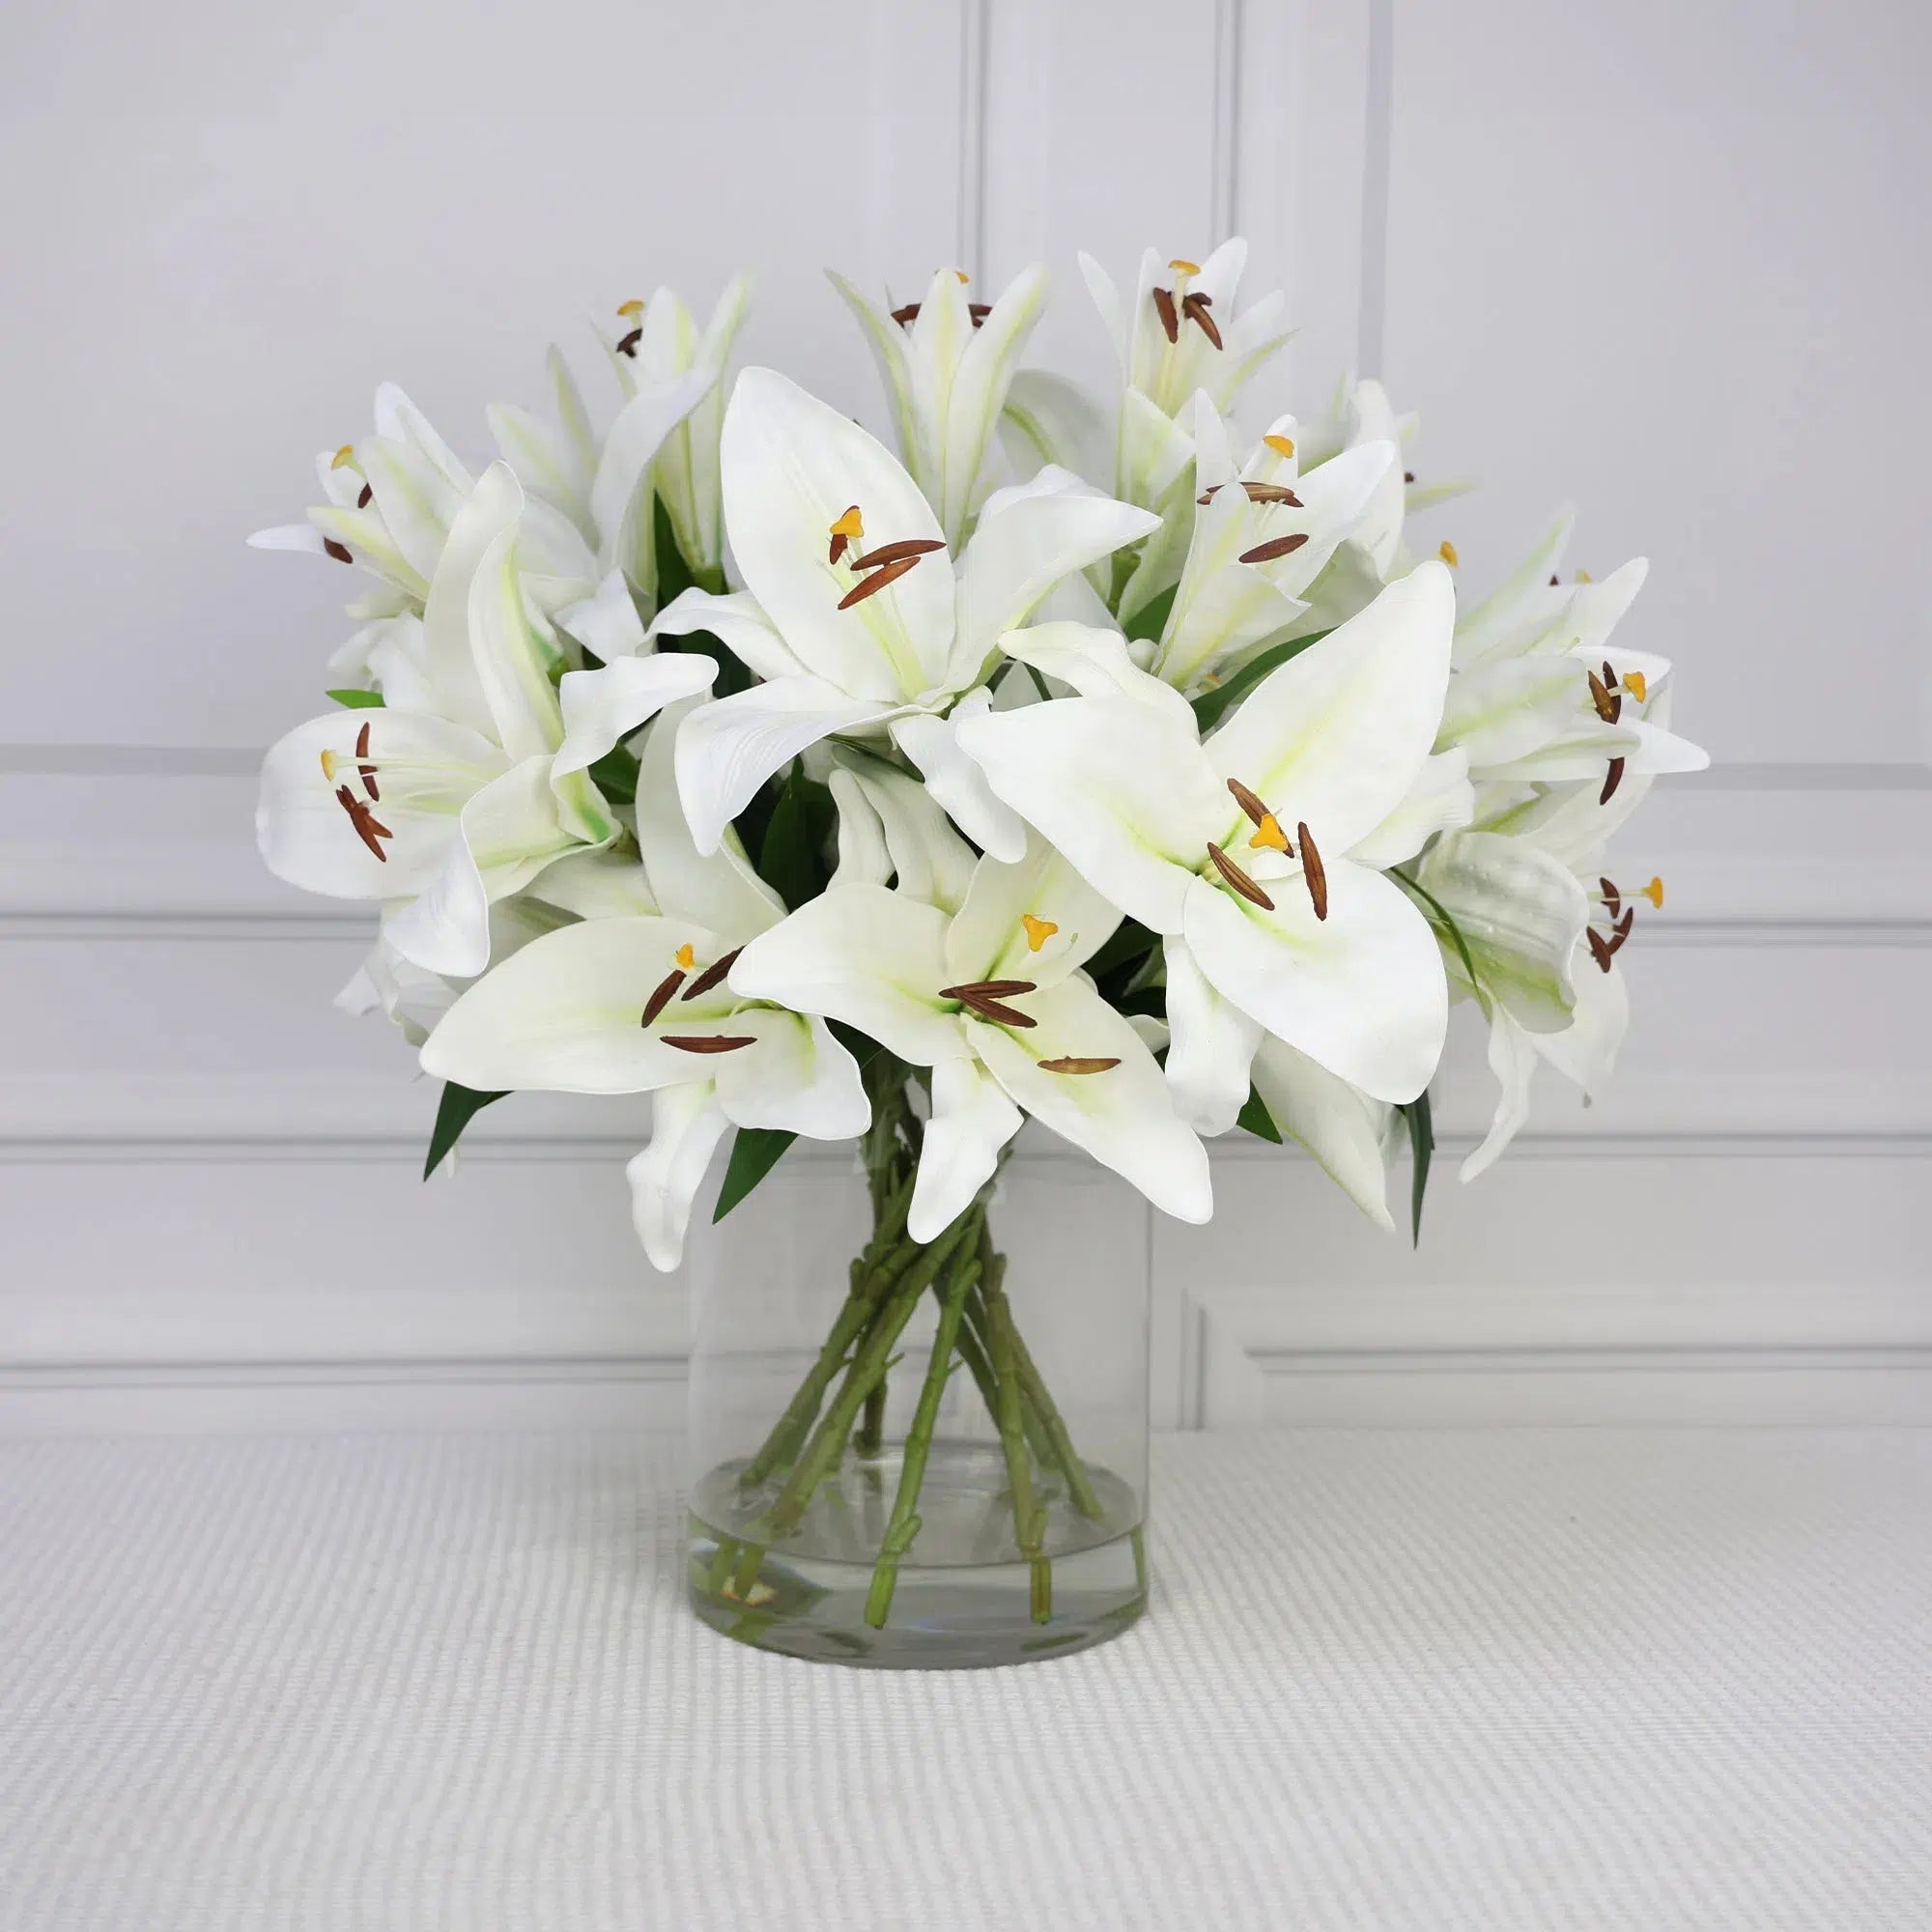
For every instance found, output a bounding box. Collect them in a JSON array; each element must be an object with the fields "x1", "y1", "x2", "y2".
[
  {"x1": 424, "y1": 1081, "x2": 508, "y2": 1179},
  {"x1": 1189, "y1": 628, "x2": 1332, "y2": 732},
  {"x1": 651, "y1": 495, "x2": 699, "y2": 608},
  {"x1": 712, "y1": 1126, "x2": 798, "y2": 1223},
  {"x1": 584, "y1": 745, "x2": 639, "y2": 805},
  {"x1": 1237, "y1": 1086, "x2": 1282, "y2": 1143},
  {"x1": 1399, "y1": 1089, "x2": 1434, "y2": 1247},
  {"x1": 1390, "y1": 866, "x2": 1484, "y2": 998},
  {"x1": 327, "y1": 688, "x2": 385, "y2": 709},
  {"x1": 1122, "y1": 583, "x2": 1177, "y2": 645},
  {"x1": 757, "y1": 767, "x2": 837, "y2": 910}
]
